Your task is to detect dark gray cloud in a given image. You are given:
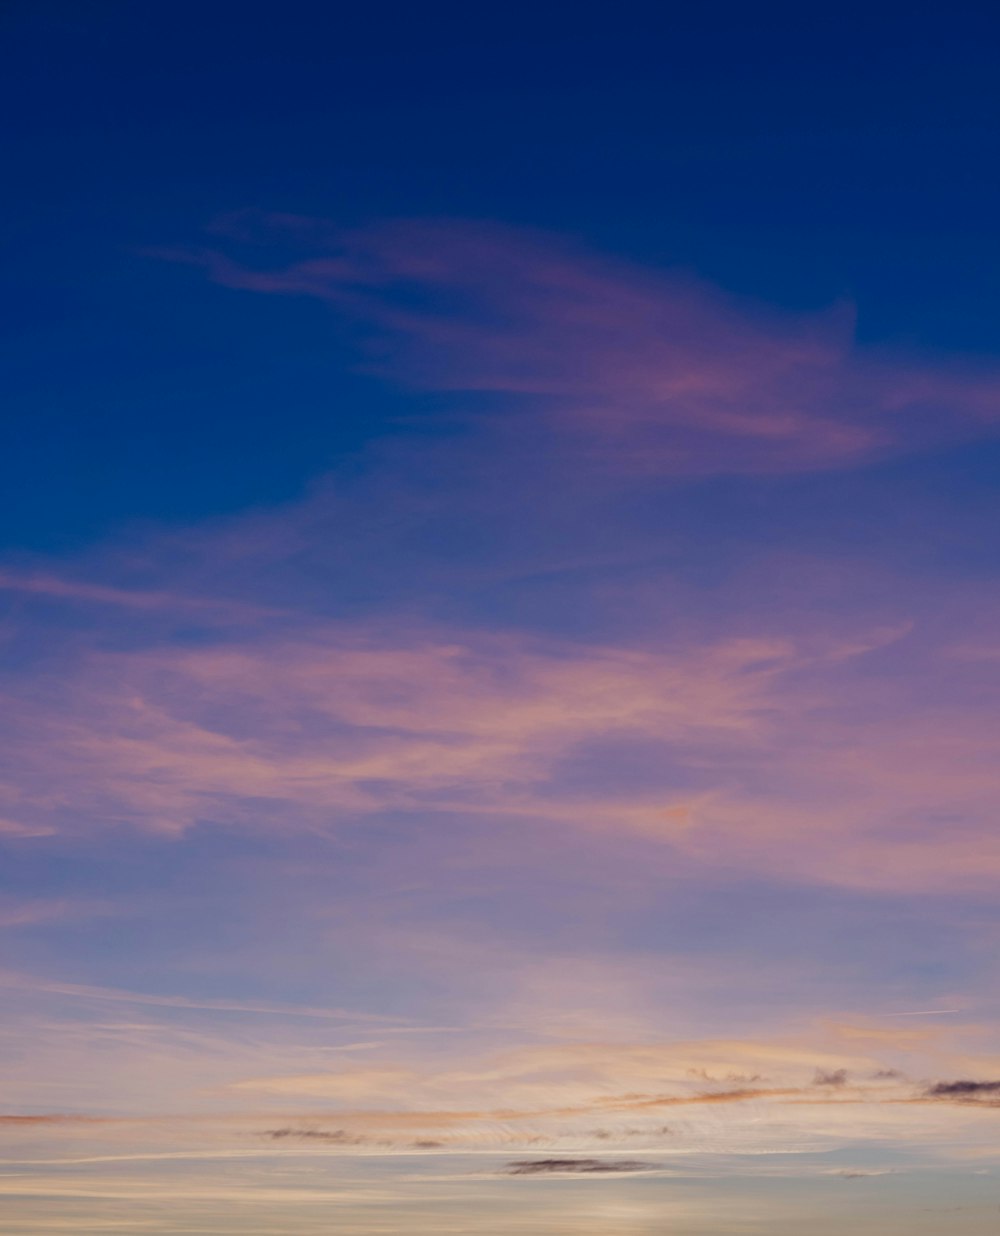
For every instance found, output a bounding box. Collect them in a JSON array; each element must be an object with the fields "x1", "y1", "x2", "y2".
[
  {"x1": 263, "y1": 1127, "x2": 368, "y2": 1144},
  {"x1": 688, "y1": 1067, "x2": 765, "y2": 1083},
  {"x1": 505, "y1": 1158, "x2": 655, "y2": 1175},
  {"x1": 926, "y1": 1079, "x2": 1000, "y2": 1099},
  {"x1": 813, "y1": 1068, "x2": 849, "y2": 1087}
]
